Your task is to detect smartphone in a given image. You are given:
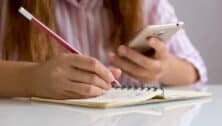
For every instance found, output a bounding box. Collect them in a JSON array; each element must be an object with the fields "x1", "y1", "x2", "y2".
[{"x1": 128, "y1": 22, "x2": 184, "y2": 54}]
